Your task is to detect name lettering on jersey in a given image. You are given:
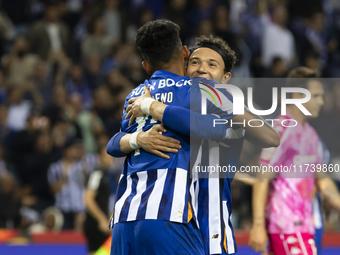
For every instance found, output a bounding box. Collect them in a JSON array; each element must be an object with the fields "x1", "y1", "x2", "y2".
[
  {"x1": 131, "y1": 79, "x2": 191, "y2": 97},
  {"x1": 154, "y1": 92, "x2": 173, "y2": 103},
  {"x1": 156, "y1": 79, "x2": 191, "y2": 89}
]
